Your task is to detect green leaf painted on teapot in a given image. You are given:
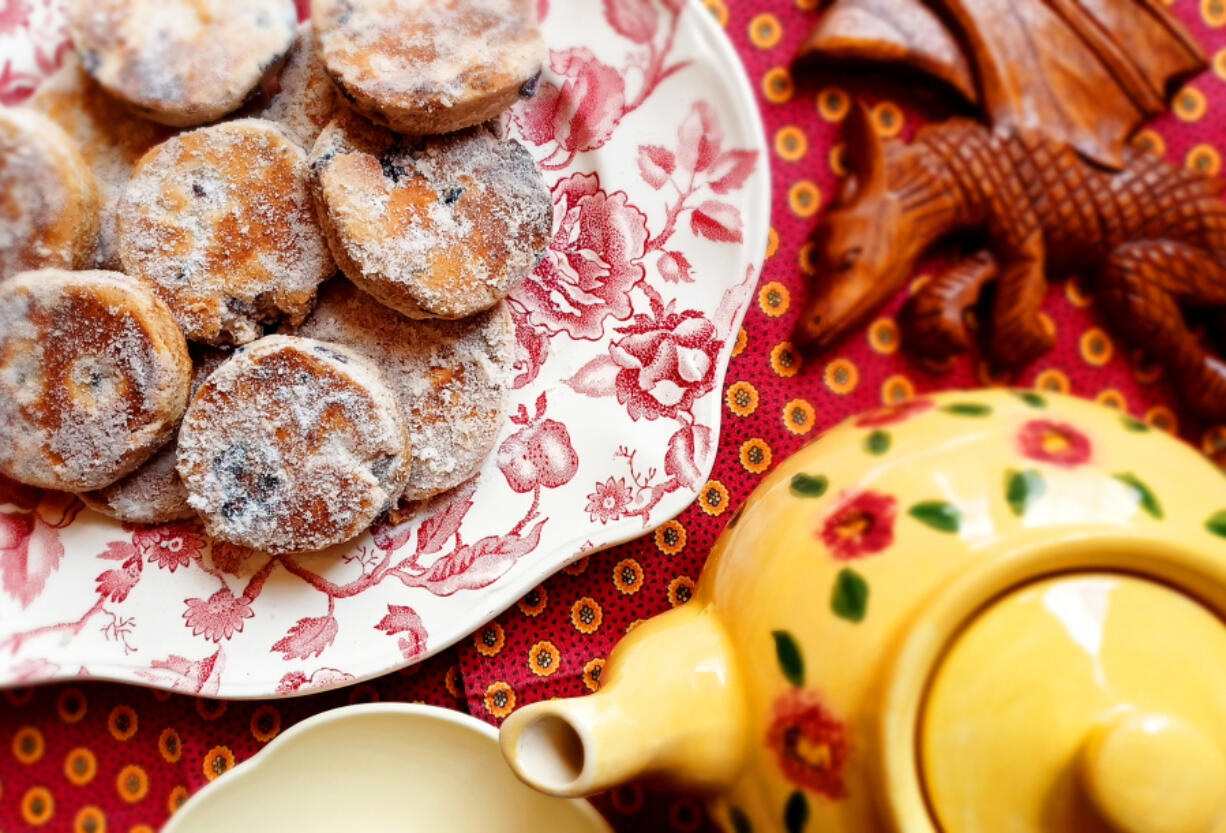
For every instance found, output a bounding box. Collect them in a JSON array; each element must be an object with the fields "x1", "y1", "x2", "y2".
[
  {"x1": 1013, "y1": 390, "x2": 1047, "y2": 409},
  {"x1": 831, "y1": 568, "x2": 869, "y2": 623},
  {"x1": 1113, "y1": 472, "x2": 1164, "y2": 519},
  {"x1": 1121, "y1": 415, "x2": 1150, "y2": 432},
  {"x1": 785, "y1": 790, "x2": 809, "y2": 833},
  {"x1": 790, "y1": 473, "x2": 828, "y2": 498},
  {"x1": 940, "y1": 402, "x2": 992, "y2": 417},
  {"x1": 908, "y1": 500, "x2": 962, "y2": 533},
  {"x1": 772, "y1": 630, "x2": 804, "y2": 687},
  {"x1": 1005, "y1": 469, "x2": 1046, "y2": 517},
  {"x1": 1207, "y1": 510, "x2": 1226, "y2": 538},
  {"x1": 729, "y1": 807, "x2": 753, "y2": 833},
  {"x1": 864, "y1": 430, "x2": 891, "y2": 455}
]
